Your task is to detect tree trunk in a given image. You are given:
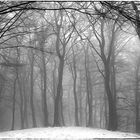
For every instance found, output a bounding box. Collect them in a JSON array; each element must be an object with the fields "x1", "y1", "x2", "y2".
[
  {"x1": 60, "y1": 89, "x2": 65, "y2": 125},
  {"x1": 30, "y1": 50, "x2": 37, "y2": 127},
  {"x1": 23, "y1": 79, "x2": 28, "y2": 128},
  {"x1": 87, "y1": 72, "x2": 93, "y2": 127},
  {"x1": 135, "y1": 59, "x2": 140, "y2": 133},
  {"x1": 11, "y1": 74, "x2": 17, "y2": 130},
  {"x1": 84, "y1": 49, "x2": 93, "y2": 127},
  {"x1": 73, "y1": 65, "x2": 79, "y2": 126},
  {"x1": 110, "y1": 43, "x2": 118, "y2": 130},
  {"x1": 53, "y1": 57, "x2": 64, "y2": 126},
  {"x1": 52, "y1": 63, "x2": 57, "y2": 99},
  {"x1": 78, "y1": 72, "x2": 83, "y2": 126},
  {"x1": 42, "y1": 49, "x2": 49, "y2": 126},
  {"x1": 104, "y1": 93, "x2": 108, "y2": 129},
  {"x1": 70, "y1": 51, "x2": 79, "y2": 126},
  {"x1": 104, "y1": 63, "x2": 117, "y2": 131},
  {"x1": 73, "y1": 75, "x2": 79, "y2": 126},
  {"x1": 17, "y1": 76, "x2": 24, "y2": 129}
]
